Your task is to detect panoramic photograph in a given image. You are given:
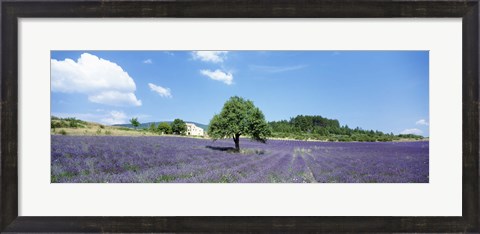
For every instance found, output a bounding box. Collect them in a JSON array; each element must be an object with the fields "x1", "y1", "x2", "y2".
[{"x1": 51, "y1": 51, "x2": 429, "y2": 183}]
